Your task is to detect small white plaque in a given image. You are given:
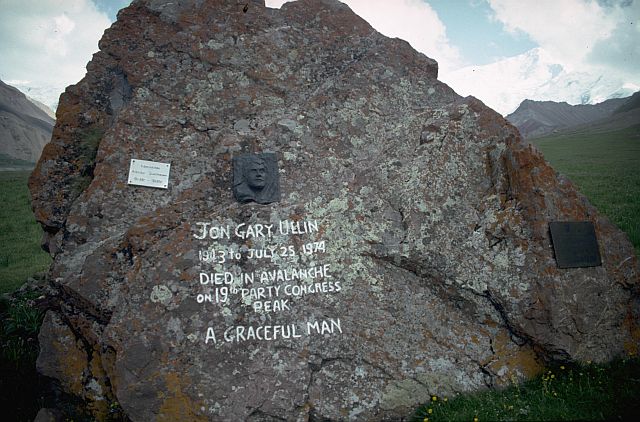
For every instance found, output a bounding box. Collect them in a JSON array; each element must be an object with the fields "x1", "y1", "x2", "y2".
[{"x1": 127, "y1": 159, "x2": 171, "y2": 189}]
